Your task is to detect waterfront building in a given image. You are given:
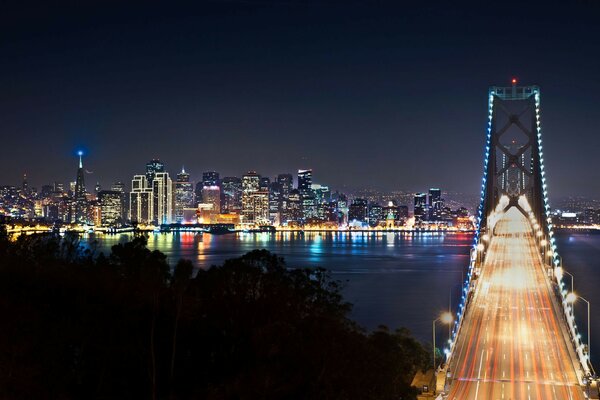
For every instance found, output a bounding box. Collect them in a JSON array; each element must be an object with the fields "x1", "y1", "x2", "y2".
[
  {"x1": 221, "y1": 176, "x2": 242, "y2": 213},
  {"x1": 414, "y1": 192, "x2": 427, "y2": 222},
  {"x1": 368, "y1": 203, "x2": 383, "y2": 227},
  {"x1": 152, "y1": 172, "x2": 173, "y2": 224},
  {"x1": 429, "y1": 188, "x2": 444, "y2": 221},
  {"x1": 175, "y1": 167, "x2": 194, "y2": 222},
  {"x1": 241, "y1": 171, "x2": 260, "y2": 224},
  {"x1": 269, "y1": 181, "x2": 282, "y2": 224},
  {"x1": 297, "y1": 169, "x2": 312, "y2": 198},
  {"x1": 286, "y1": 189, "x2": 303, "y2": 224},
  {"x1": 110, "y1": 181, "x2": 128, "y2": 221},
  {"x1": 201, "y1": 185, "x2": 221, "y2": 215},
  {"x1": 130, "y1": 175, "x2": 153, "y2": 224},
  {"x1": 348, "y1": 198, "x2": 368, "y2": 223},
  {"x1": 202, "y1": 171, "x2": 220, "y2": 187},
  {"x1": 98, "y1": 190, "x2": 123, "y2": 226},
  {"x1": 73, "y1": 152, "x2": 88, "y2": 224},
  {"x1": 145, "y1": 159, "x2": 164, "y2": 185}
]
